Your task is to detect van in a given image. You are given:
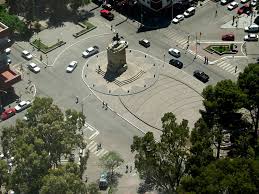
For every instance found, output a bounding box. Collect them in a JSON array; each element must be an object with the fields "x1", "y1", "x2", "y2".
[
  {"x1": 244, "y1": 24, "x2": 259, "y2": 33},
  {"x1": 184, "y1": 7, "x2": 195, "y2": 17}
]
